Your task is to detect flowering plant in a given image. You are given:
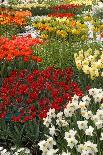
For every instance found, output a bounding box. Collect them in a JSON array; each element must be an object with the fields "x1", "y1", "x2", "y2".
[
  {"x1": 74, "y1": 48, "x2": 103, "y2": 80},
  {"x1": 48, "y1": 13, "x2": 75, "y2": 18},
  {"x1": 0, "y1": 35, "x2": 43, "y2": 78},
  {"x1": 50, "y1": 4, "x2": 83, "y2": 14},
  {"x1": 0, "y1": 67, "x2": 83, "y2": 122},
  {"x1": 65, "y1": 0, "x2": 93, "y2": 5},
  {"x1": 12, "y1": 3, "x2": 50, "y2": 16},
  {"x1": 0, "y1": 8, "x2": 32, "y2": 26},
  {"x1": 39, "y1": 88, "x2": 103, "y2": 155},
  {"x1": 0, "y1": 35, "x2": 42, "y2": 61},
  {"x1": 32, "y1": 17, "x2": 89, "y2": 40},
  {"x1": 0, "y1": 146, "x2": 31, "y2": 155},
  {"x1": 13, "y1": 3, "x2": 50, "y2": 9},
  {"x1": 50, "y1": 4, "x2": 82, "y2": 11},
  {"x1": 0, "y1": 7, "x2": 32, "y2": 36}
]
